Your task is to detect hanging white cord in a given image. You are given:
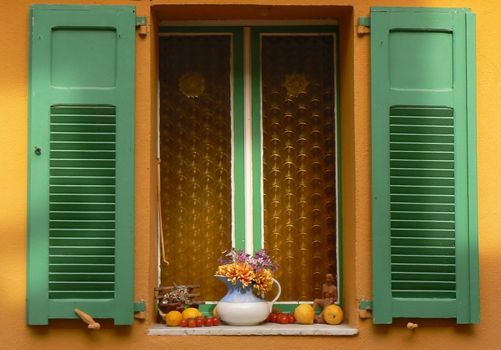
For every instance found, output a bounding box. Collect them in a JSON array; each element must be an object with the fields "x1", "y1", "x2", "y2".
[
  {"x1": 157, "y1": 76, "x2": 169, "y2": 267},
  {"x1": 157, "y1": 157, "x2": 169, "y2": 266}
]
